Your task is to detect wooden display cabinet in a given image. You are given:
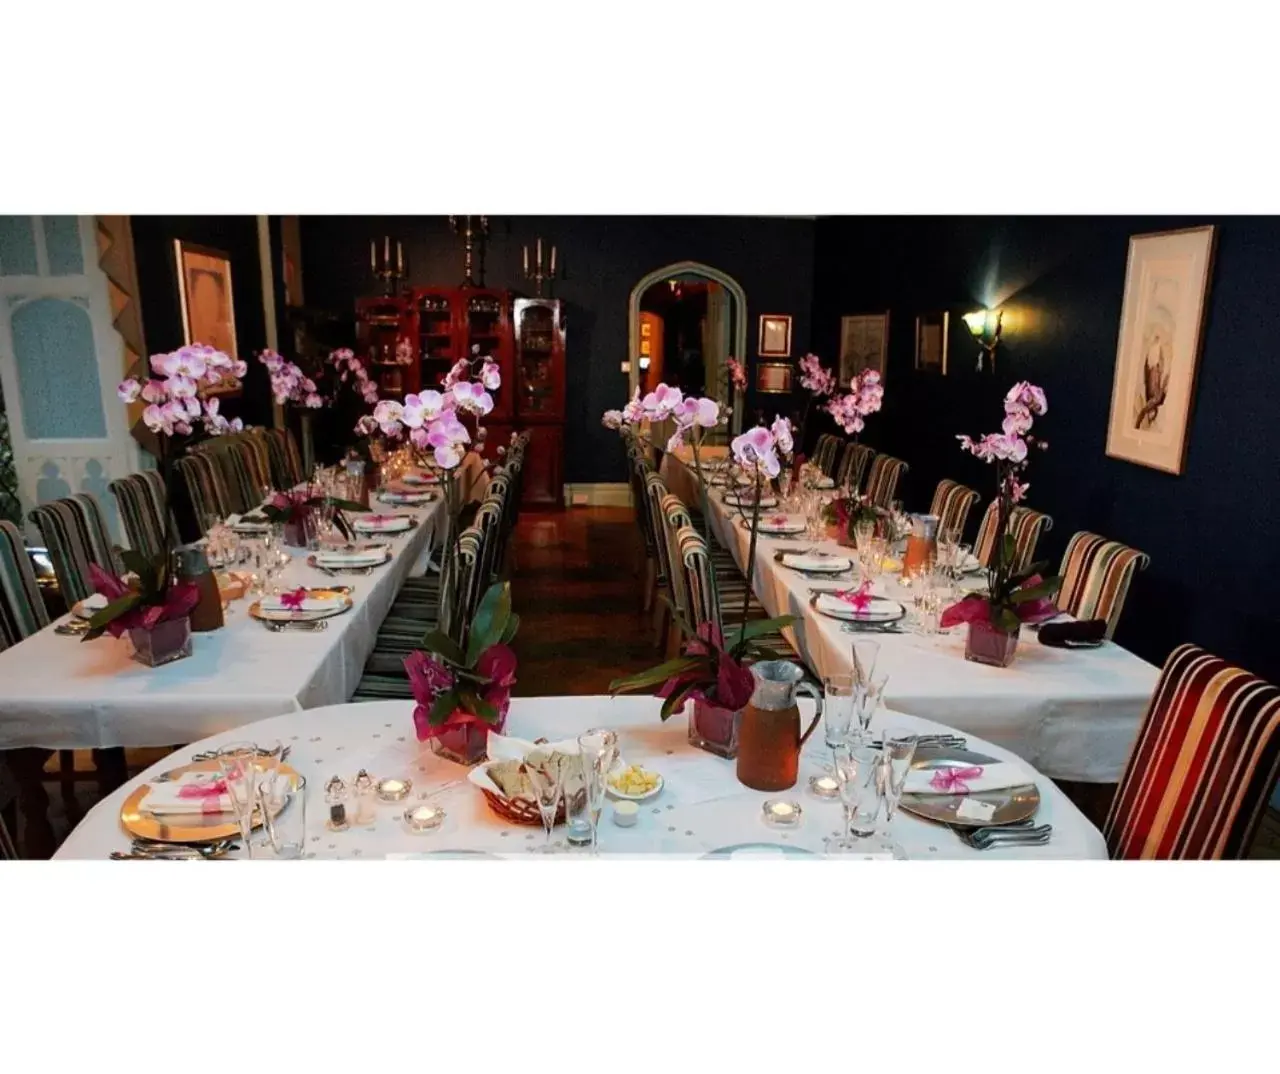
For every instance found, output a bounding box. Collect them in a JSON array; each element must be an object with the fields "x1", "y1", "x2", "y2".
[
  {"x1": 513, "y1": 297, "x2": 566, "y2": 505},
  {"x1": 355, "y1": 295, "x2": 412, "y2": 397}
]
